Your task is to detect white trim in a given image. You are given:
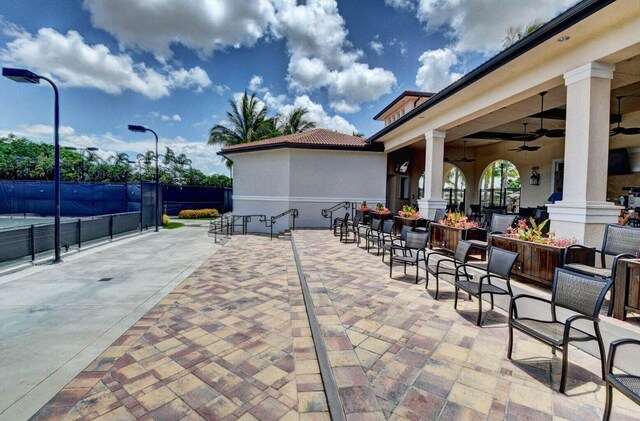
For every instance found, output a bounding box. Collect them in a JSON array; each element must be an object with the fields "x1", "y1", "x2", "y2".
[
  {"x1": 564, "y1": 62, "x2": 614, "y2": 85},
  {"x1": 233, "y1": 195, "x2": 386, "y2": 203},
  {"x1": 547, "y1": 201, "x2": 622, "y2": 223},
  {"x1": 425, "y1": 130, "x2": 446, "y2": 140}
]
